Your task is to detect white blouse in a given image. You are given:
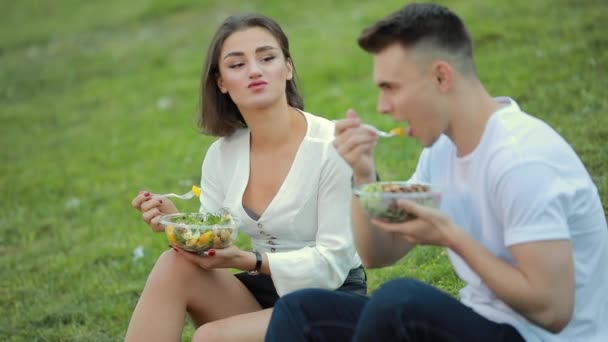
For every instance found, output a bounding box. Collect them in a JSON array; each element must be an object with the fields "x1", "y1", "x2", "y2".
[{"x1": 198, "y1": 111, "x2": 361, "y2": 296}]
